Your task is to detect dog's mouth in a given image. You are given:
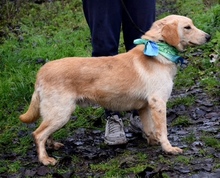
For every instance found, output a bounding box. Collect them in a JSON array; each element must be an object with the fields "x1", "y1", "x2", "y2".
[{"x1": 189, "y1": 41, "x2": 198, "y2": 46}]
